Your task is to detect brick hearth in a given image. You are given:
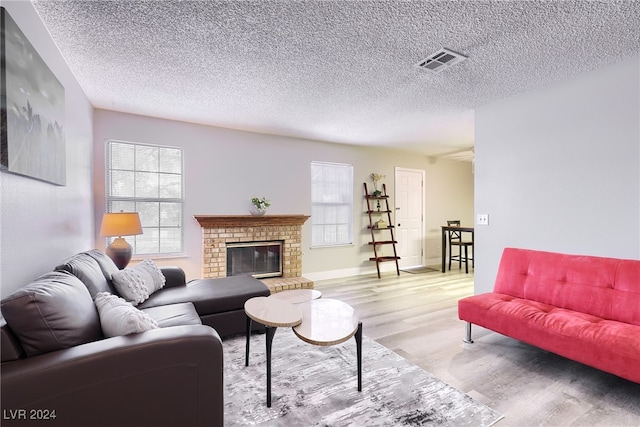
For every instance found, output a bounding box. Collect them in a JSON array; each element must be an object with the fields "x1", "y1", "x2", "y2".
[{"x1": 193, "y1": 215, "x2": 313, "y2": 293}]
